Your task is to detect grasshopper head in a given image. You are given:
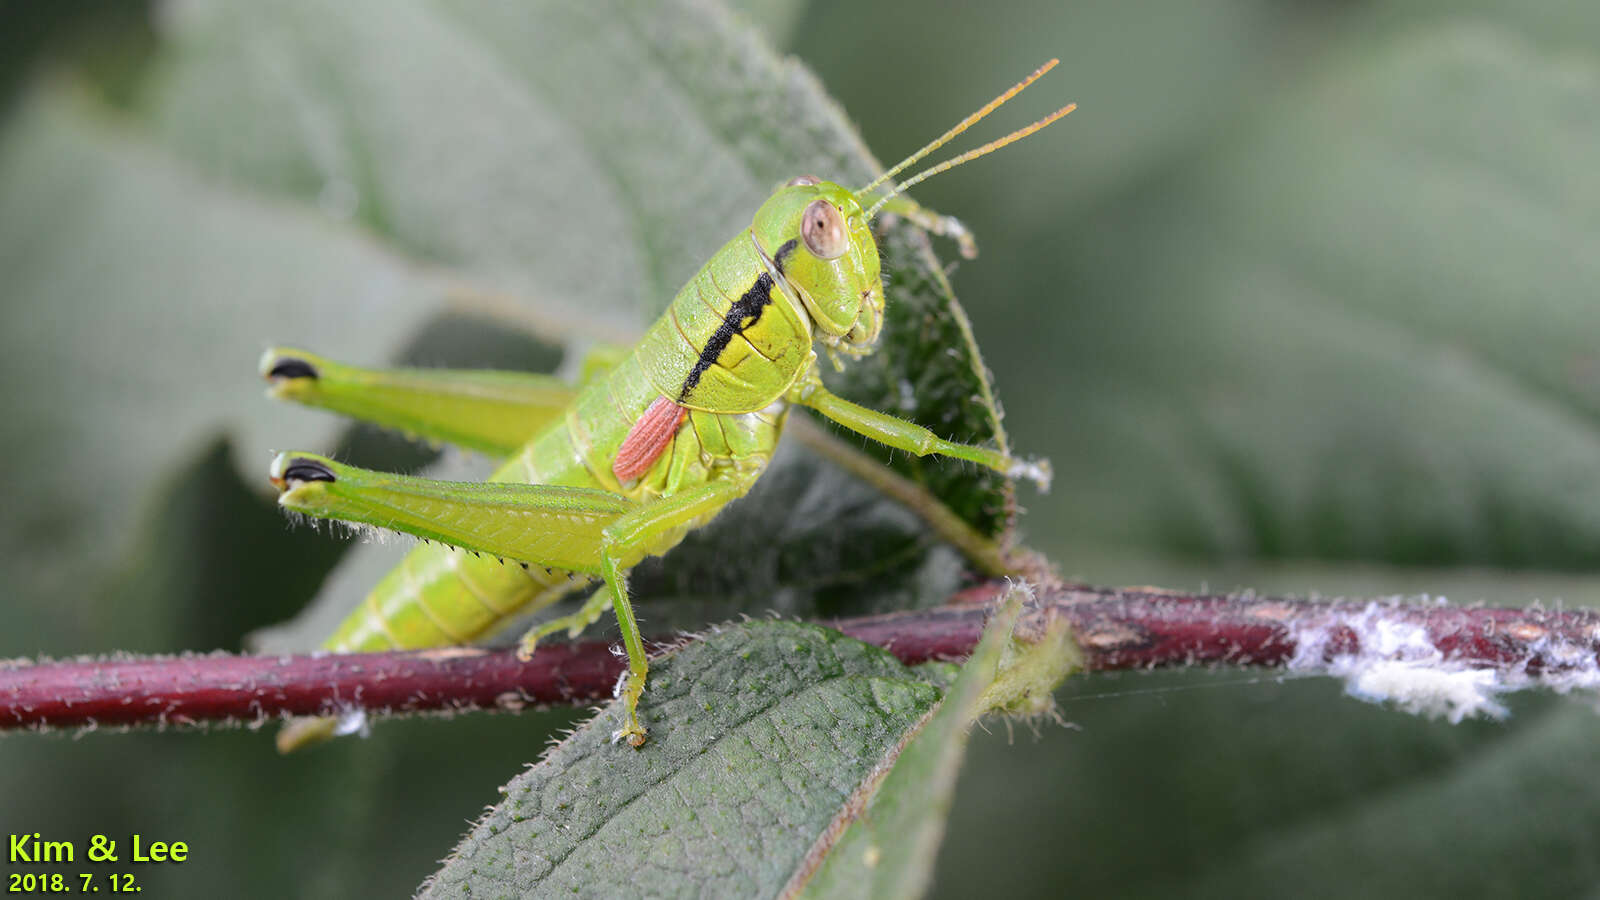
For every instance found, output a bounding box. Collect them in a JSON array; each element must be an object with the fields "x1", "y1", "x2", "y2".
[
  {"x1": 751, "y1": 177, "x2": 884, "y2": 358},
  {"x1": 747, "y1": 63, "x2": 1075, "y2": 364}
]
